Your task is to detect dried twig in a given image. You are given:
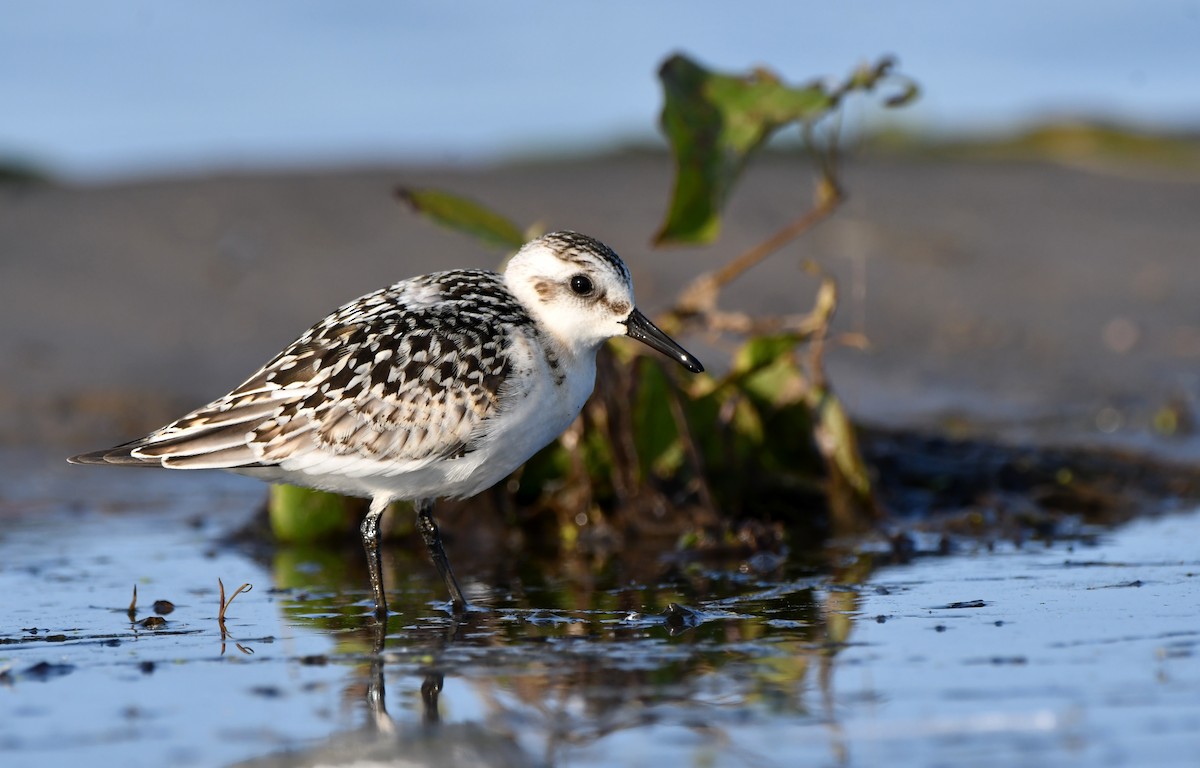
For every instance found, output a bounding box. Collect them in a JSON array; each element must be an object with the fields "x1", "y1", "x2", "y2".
[
  {"x1": 669, "y1": 170, "x2": 845, "y2": 323},
  {"x1": 217, "y1": 578, "x2": 253, "y2": 624}
]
